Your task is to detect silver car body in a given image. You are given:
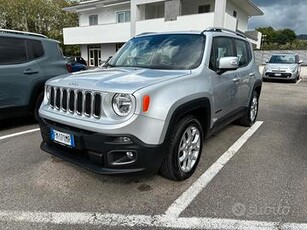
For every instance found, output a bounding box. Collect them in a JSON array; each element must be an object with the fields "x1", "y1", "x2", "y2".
[
  {"x1": 39, "y1": 29, "x2": 262, "y2": 176},
  {"x1": 40, "y1": 31, "x2": 261, "y2": 145},
  {"x1": 263, "y1": 54, "x2": 302, "y2": 81}
]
